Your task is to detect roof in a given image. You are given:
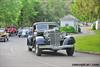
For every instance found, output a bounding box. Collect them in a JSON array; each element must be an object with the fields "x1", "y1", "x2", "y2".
[
  {"x1": 33, "y1": 22, "x2": 57, "y2": 25},
  {"x1": 60, "y1": 14, "x2": 78, "y2": 21}
]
